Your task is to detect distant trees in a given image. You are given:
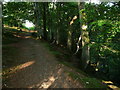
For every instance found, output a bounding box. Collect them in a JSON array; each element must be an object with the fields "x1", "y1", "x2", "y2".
[
  {"x1": 34, "y1": 3, "x2": 41, "y2": 32},
  {"x1": 3, "y1": 2, "x2": 34, "y2": 28},
  {"x1": 42, "y1": 3, "x2": 47, "y2": 40}
]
